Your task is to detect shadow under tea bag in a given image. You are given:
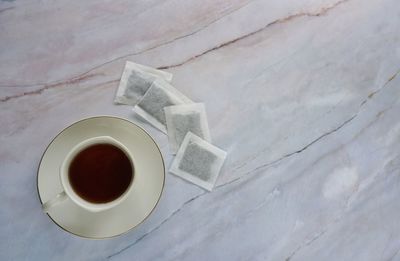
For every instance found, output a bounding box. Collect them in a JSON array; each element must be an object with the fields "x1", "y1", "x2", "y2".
[
  {"x1": 164, "y1": 103, "x2": 211, "y2": 154},
  {"x1": 134, "y1": 79, "x2": 192, "y2": 133},
  {"x1": 114, "y1": 61, "x2": 173, "y2": 106},
  {"x1": 169, "y1": 132, "x2": 227, "y2": 191}
]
